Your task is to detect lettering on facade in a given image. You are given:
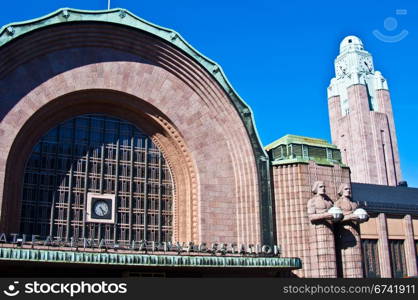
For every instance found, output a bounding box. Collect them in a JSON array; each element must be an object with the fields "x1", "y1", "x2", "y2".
[{"x1": 0, "y1": 233, "x2": 281, "y2": 257}]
